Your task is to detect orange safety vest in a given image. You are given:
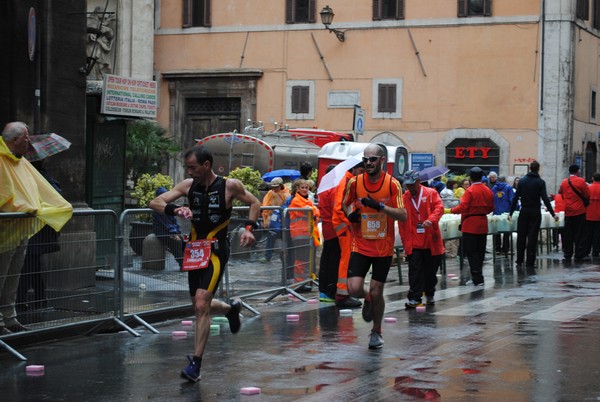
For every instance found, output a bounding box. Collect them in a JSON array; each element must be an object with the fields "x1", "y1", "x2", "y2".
[{"x1": 289, "y1": 193, "x2": 321, "y2": 245}]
